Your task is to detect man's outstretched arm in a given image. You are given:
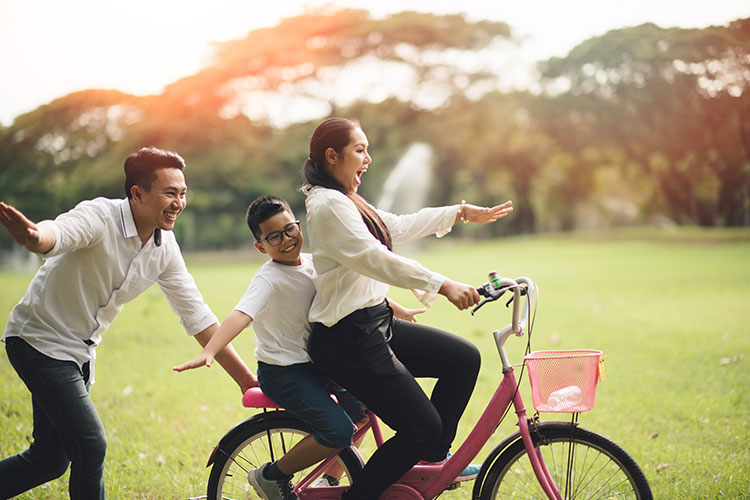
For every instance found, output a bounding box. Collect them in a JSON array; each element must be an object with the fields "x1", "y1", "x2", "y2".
[{"x1": 0, "y1": 201, "x2": 55, "y2": 254}]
